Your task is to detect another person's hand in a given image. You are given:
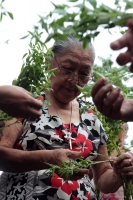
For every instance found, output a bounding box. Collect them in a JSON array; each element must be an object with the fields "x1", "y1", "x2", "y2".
[
  {"x1": 47, "y1": 149, "x2": 89, "y2": 180},
  {"x1": 91, "y1": 78, "x2": 133, "y2": 121},
  {"x1": 110, "y1": 19, "x2": 133, "y2": 71},
  {"x1": 113, "y1": 153, "x2": 133, "y2": 179},
  {"x1": 0, "y1": 85, "x2": 43, "y2": 120}
]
